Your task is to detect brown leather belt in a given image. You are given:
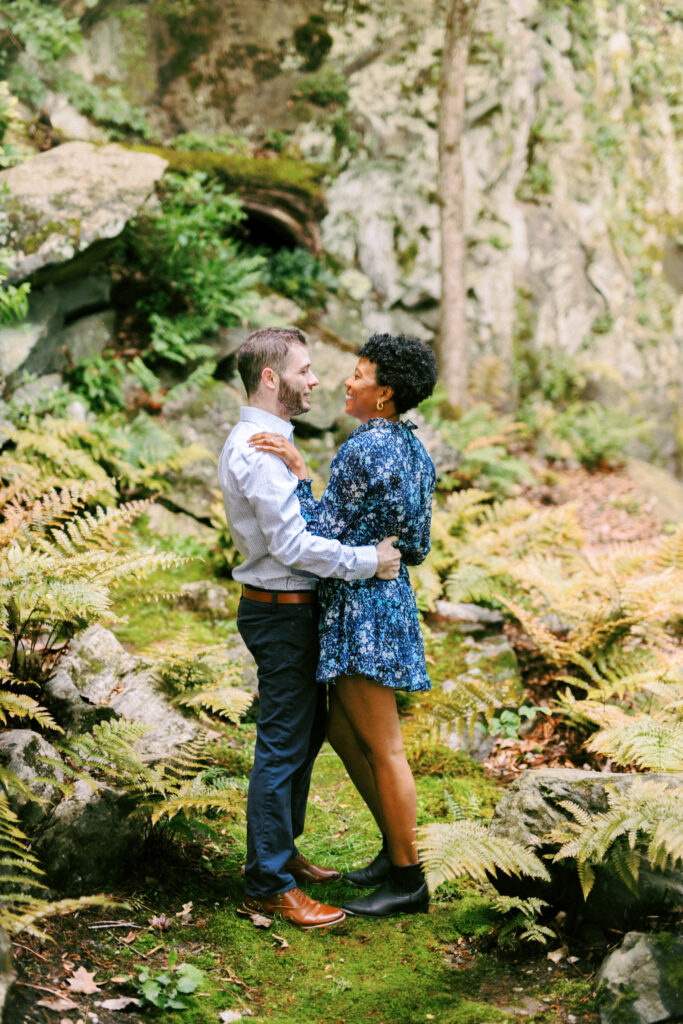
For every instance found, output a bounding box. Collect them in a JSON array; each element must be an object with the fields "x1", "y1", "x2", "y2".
[{"x1": 241, "y1": 585, "x2": 317, "y2": 605}]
